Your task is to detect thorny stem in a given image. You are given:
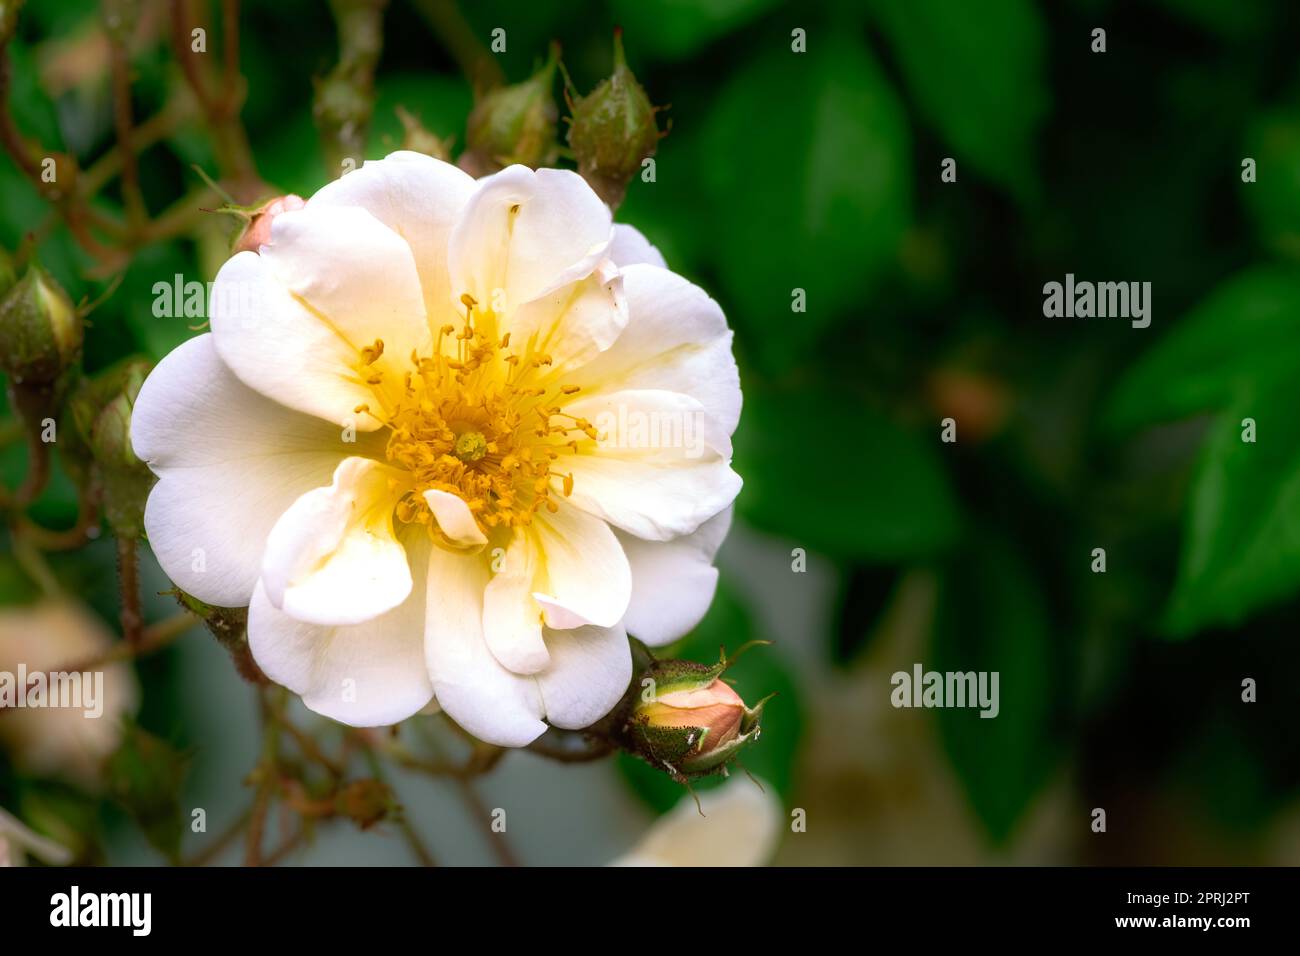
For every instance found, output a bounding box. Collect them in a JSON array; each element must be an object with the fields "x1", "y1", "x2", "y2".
[
  {"x1": 0, "y1": 609, "x2": 199, "y2": 716},
  {"x1": 108, "y1": 34, "x2": 148, "y2": 230},
  {"x1": 116, "y1": 536, "x2": 144, "y2": 645},
  {"x1": 410, "y1": 0, "x2": 503, "y2": 92},
  {"x1": 182, "y1": 806, "x2": 252, "y2": 866},
  {"x1": 315, "y1": 0, "x2": 387, "y2": 174},
  {"x1": 169, "y1": 0, "x2": 261, "y2": 196},
  {"x1": 419, "y1": 726, "x2": 519, "y2": 867},
  {"x1": 245, "y1": 687, "x2": 285, "y2": 865},
  {"x1": 356, "y1": 739, "x2": 438, "y2": 866}
]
